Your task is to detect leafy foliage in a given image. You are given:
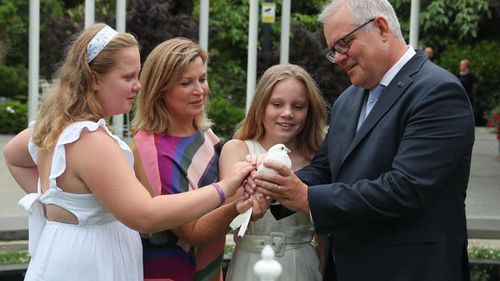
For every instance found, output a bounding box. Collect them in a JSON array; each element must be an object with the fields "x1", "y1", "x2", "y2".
[
  {"x1": 0, "y1": 63, "x2": 28, "y2": 100},
  {"x1": 196, "y1": 0, "x2": 250, "y2": 109},
  {"x1": 0, "y1": 100, "x2": 28, "y2": 134},
  {"x1": 207, "y1": 59, "x2": 247, "y2": 108},
  {"x1": 0, "y1": 0, "x2": 499, "y2": 135},
  {"x1": 469, "y1": 246, "x2": 500, "y2": 260},
  {"x1": 63, "y1": 0, "x2": 115, "y2": 25},
  {"x1": 39, "y1": 15, "x2": 80, "y2": 80},
  {"x1": 420, "y1": 0, "x2": 490, "y2": 47},
  {"x1": 127, "y1": 0, "x2": 198, "y2": 61},
  {"x1": 208, "y1": 96, "x2": 245, "y2": 141},
  {"x1": 469, "y1": 246, "x2": 500, "y2": 281},
  {"x1": 437, "y1": 40, "x2": 500, "y2": 125},
  {"x1": 391, "y1": 0, "x2": 492, "y2": 52},
  {"x1": 0, "y1": 250, "x2": 30, "y2": 265},
  {"x1": 0, "y1": 1, "x2": 28, "y2": 69},
  {"x1": 0, "y1": 0, "x2": 78, "y2": 79},
  {"x1": 288, "y1": 24, "x2": 347, "y2": 107},
  {"x1": 196, "y1": 0, "x2": 343, "y2": 111}
]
